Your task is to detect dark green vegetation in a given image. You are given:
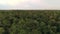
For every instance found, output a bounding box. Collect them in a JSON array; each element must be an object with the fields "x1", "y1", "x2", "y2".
[{"x1": 0, "y1": 10, "x2": 60, "y2": 34}]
